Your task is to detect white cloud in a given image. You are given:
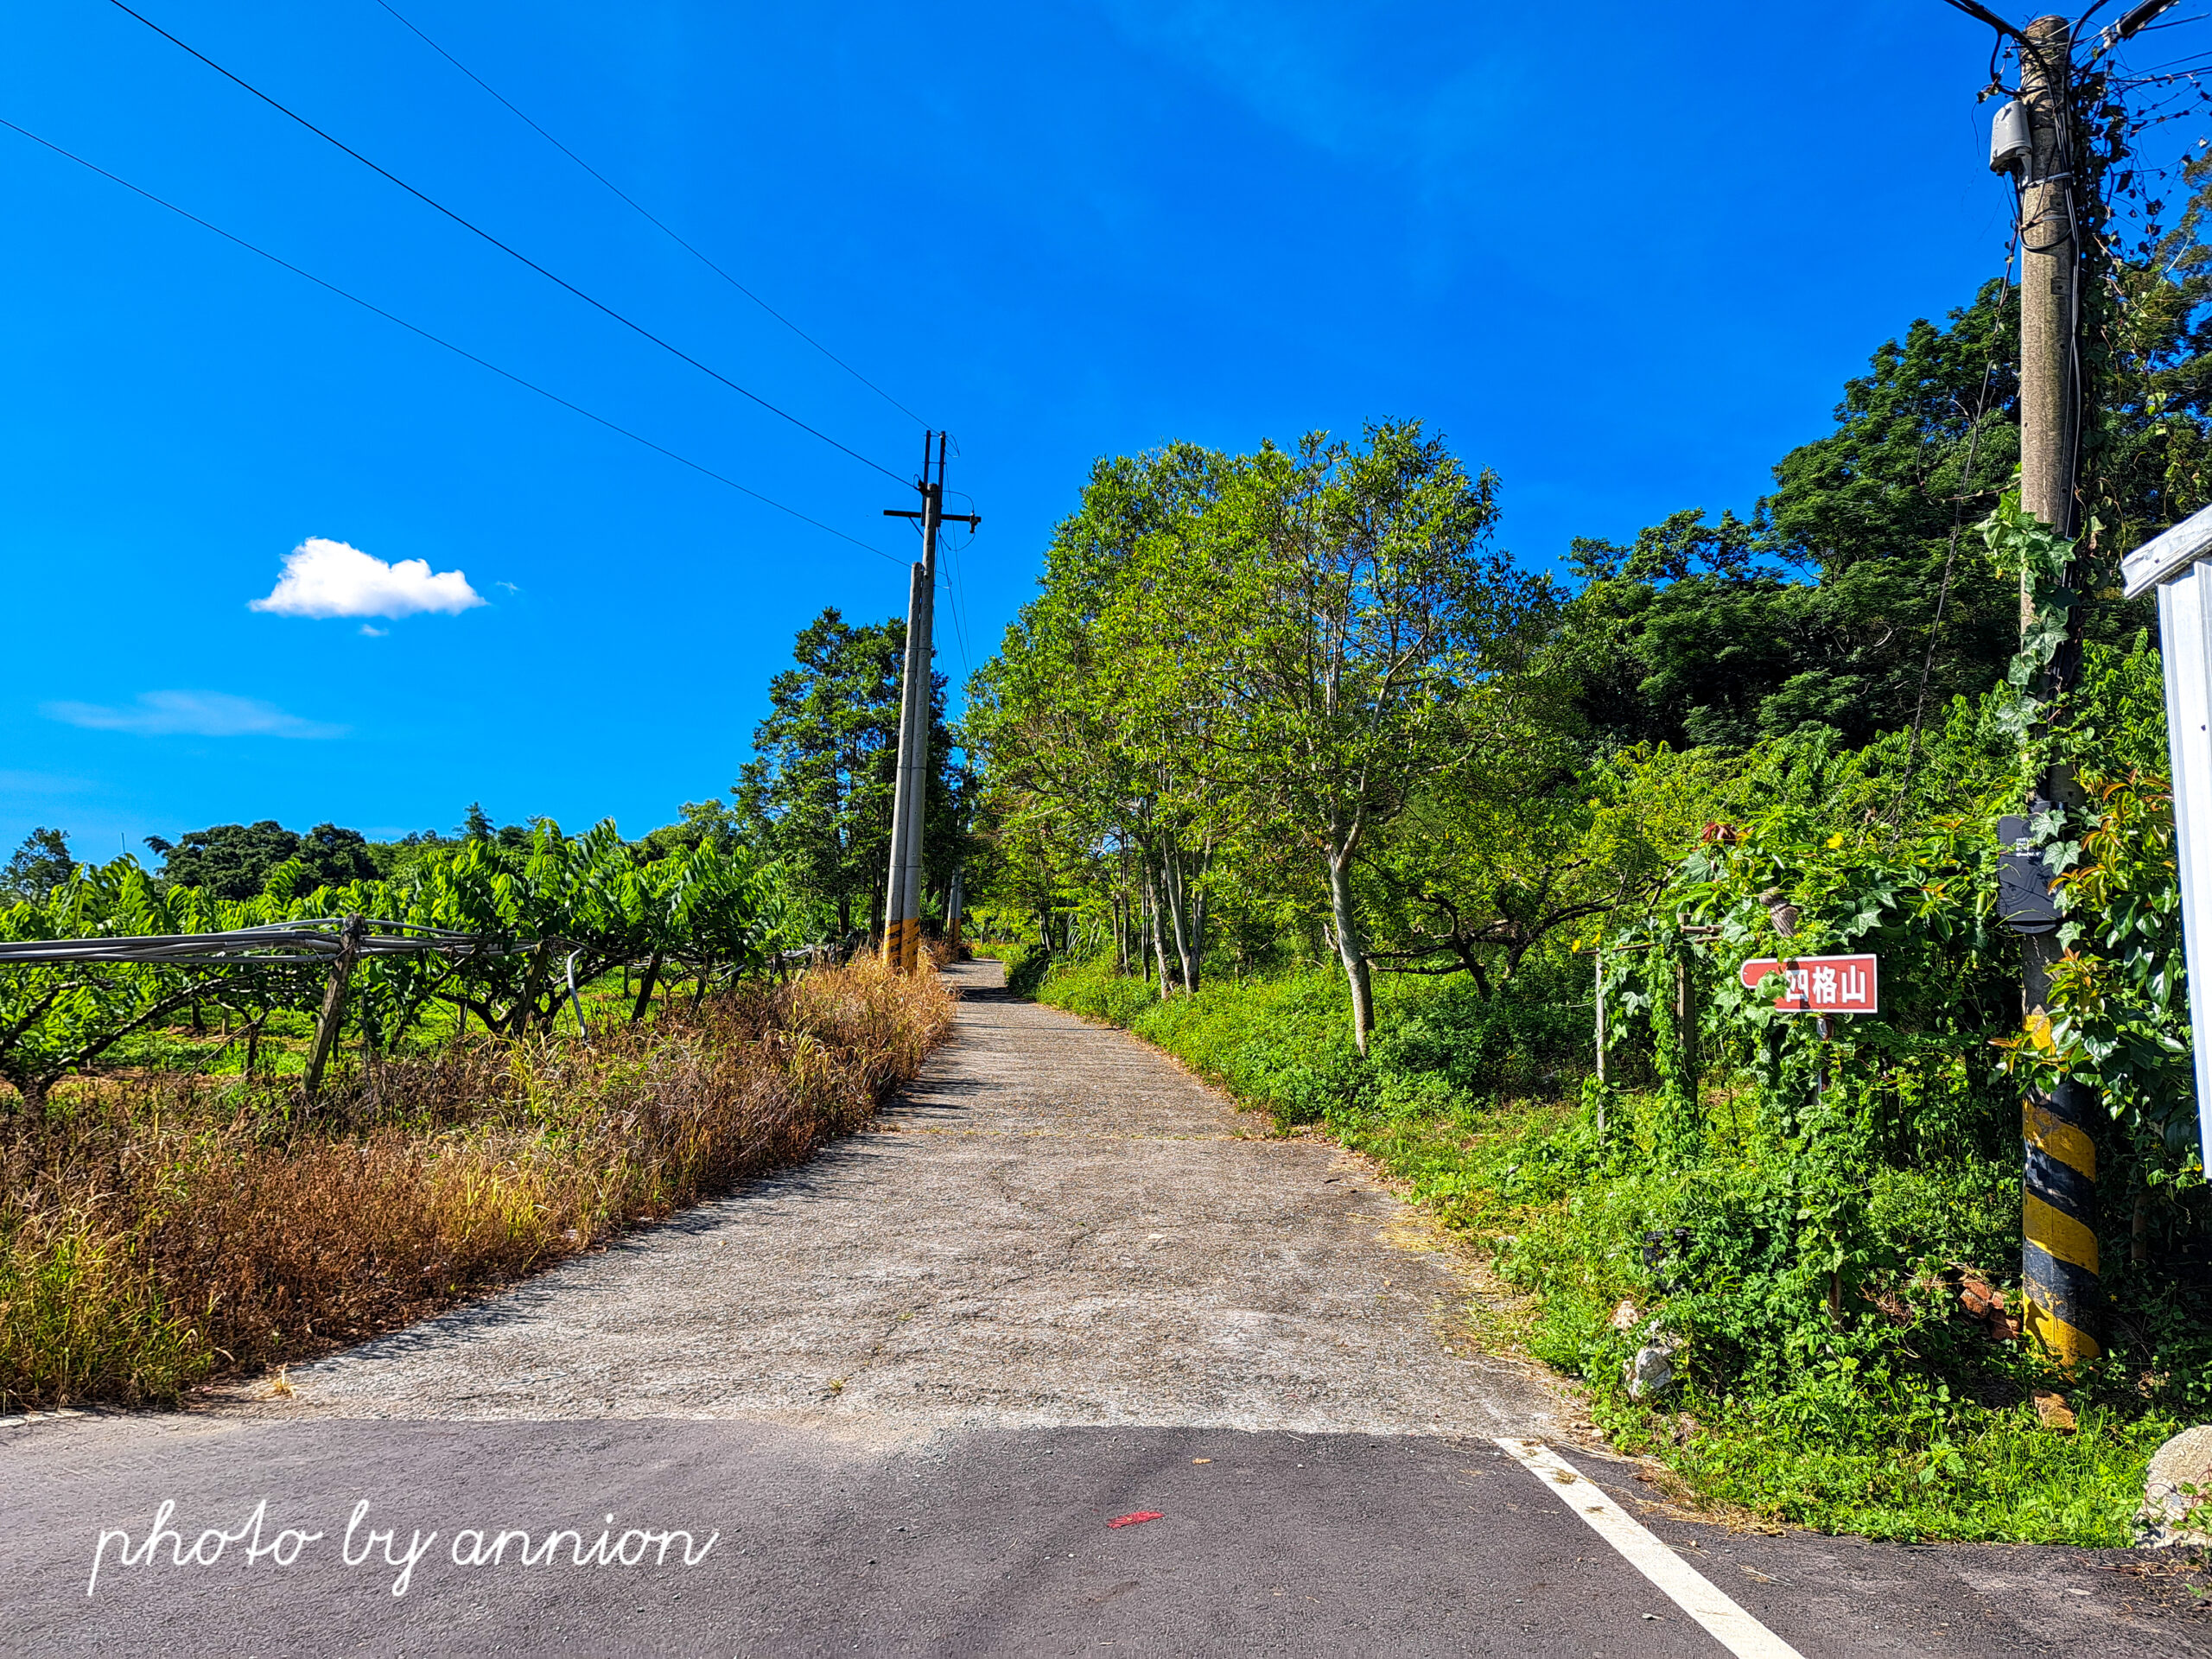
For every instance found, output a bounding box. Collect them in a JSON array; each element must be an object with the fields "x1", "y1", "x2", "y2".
[
  {"x1": 249, "y1": 537, "x2": 486, "y2": 620},
  {"x1": 42, "y1": 691, "x2": 346, "y2": 740},
  {"x1": 359, "y1": 624, "x2": 388, "y2": 638}
]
